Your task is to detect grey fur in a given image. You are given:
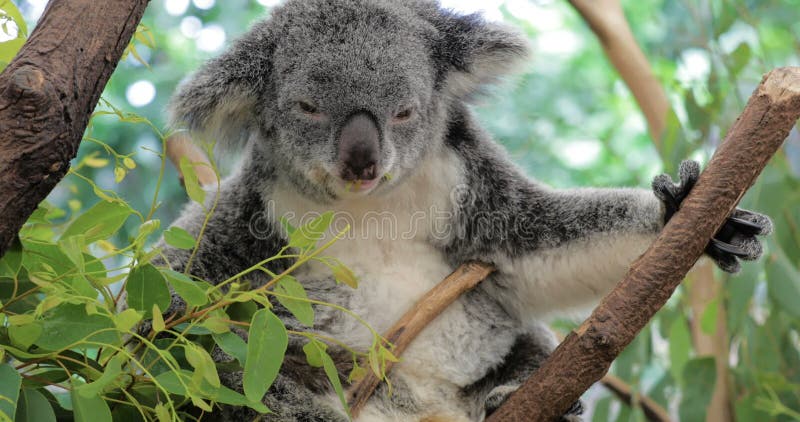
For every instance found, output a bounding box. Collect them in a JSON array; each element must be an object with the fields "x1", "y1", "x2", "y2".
[{"x1": 159, "y1": 1, "x2": 771, "y2": 420}]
